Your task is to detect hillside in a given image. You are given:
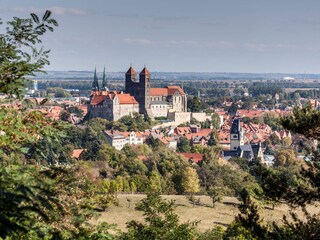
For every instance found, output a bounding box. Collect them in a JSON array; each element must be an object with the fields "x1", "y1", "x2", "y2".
[{"x1": 94, "y1": 194, "x2": 319, "y2": 232}]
